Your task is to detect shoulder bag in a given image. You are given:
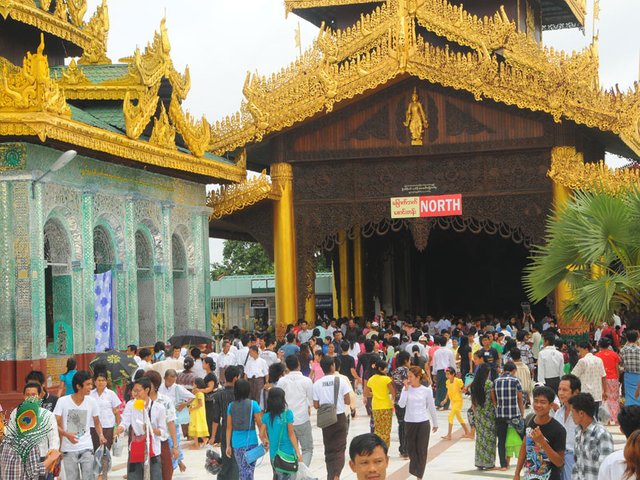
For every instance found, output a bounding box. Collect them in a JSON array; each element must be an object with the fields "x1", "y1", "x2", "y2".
[
  {"x1": 317, "y1": 376, "x2": 339, "y2": 428},
  {"x1": 242, "y1": 401, "x2": 266, "y2": 465},
  {"x1": 273, "y1": 411, "x2": 298, "y2": 474}
]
